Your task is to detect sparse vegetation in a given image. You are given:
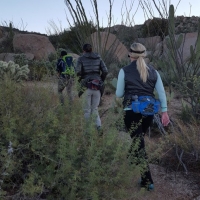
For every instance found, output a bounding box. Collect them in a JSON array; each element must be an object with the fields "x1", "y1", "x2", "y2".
[
  {"x1": 0, "y1": 65, "x2": 143, "y2": 199},
  {"x1": 142, "y1": 18, "x2": 168, "y2": 39},
  {"x1": 0, "y1": 0, "x2": 200, "y2": 199}
]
